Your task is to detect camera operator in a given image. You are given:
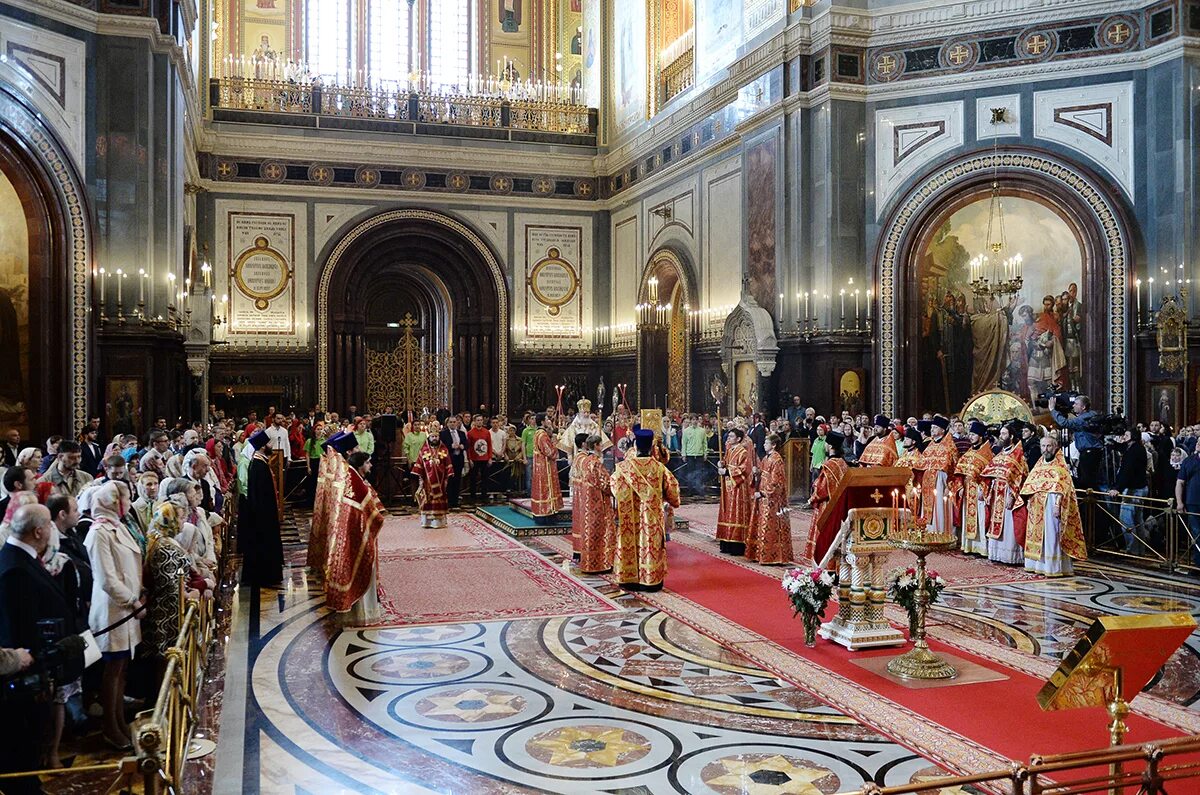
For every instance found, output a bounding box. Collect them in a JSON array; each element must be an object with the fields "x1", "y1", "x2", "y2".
[
  {"x1": 0, "y1": 503, "x2": 87, "y2": 794},
  {"x1": 1051, "y1": 394, "x2": 1104, "y2": 489},
  {"x1": 1108, "y1": 426, "x2": 1149, "y2": 552}
]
